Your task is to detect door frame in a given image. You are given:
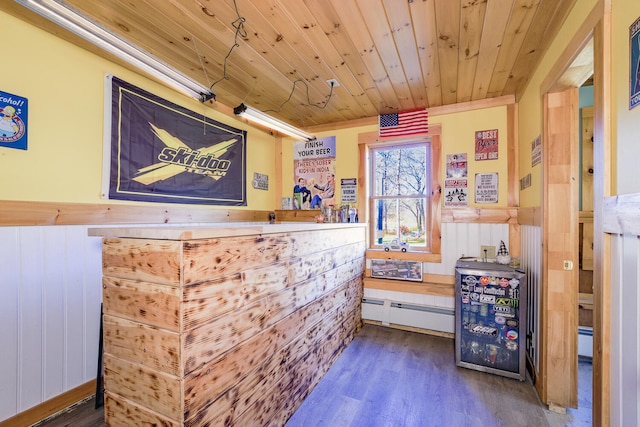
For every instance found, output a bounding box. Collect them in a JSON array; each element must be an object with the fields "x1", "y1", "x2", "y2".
[{"x1": 538, "y1": 1, "x2": 611, "y2": 424}]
